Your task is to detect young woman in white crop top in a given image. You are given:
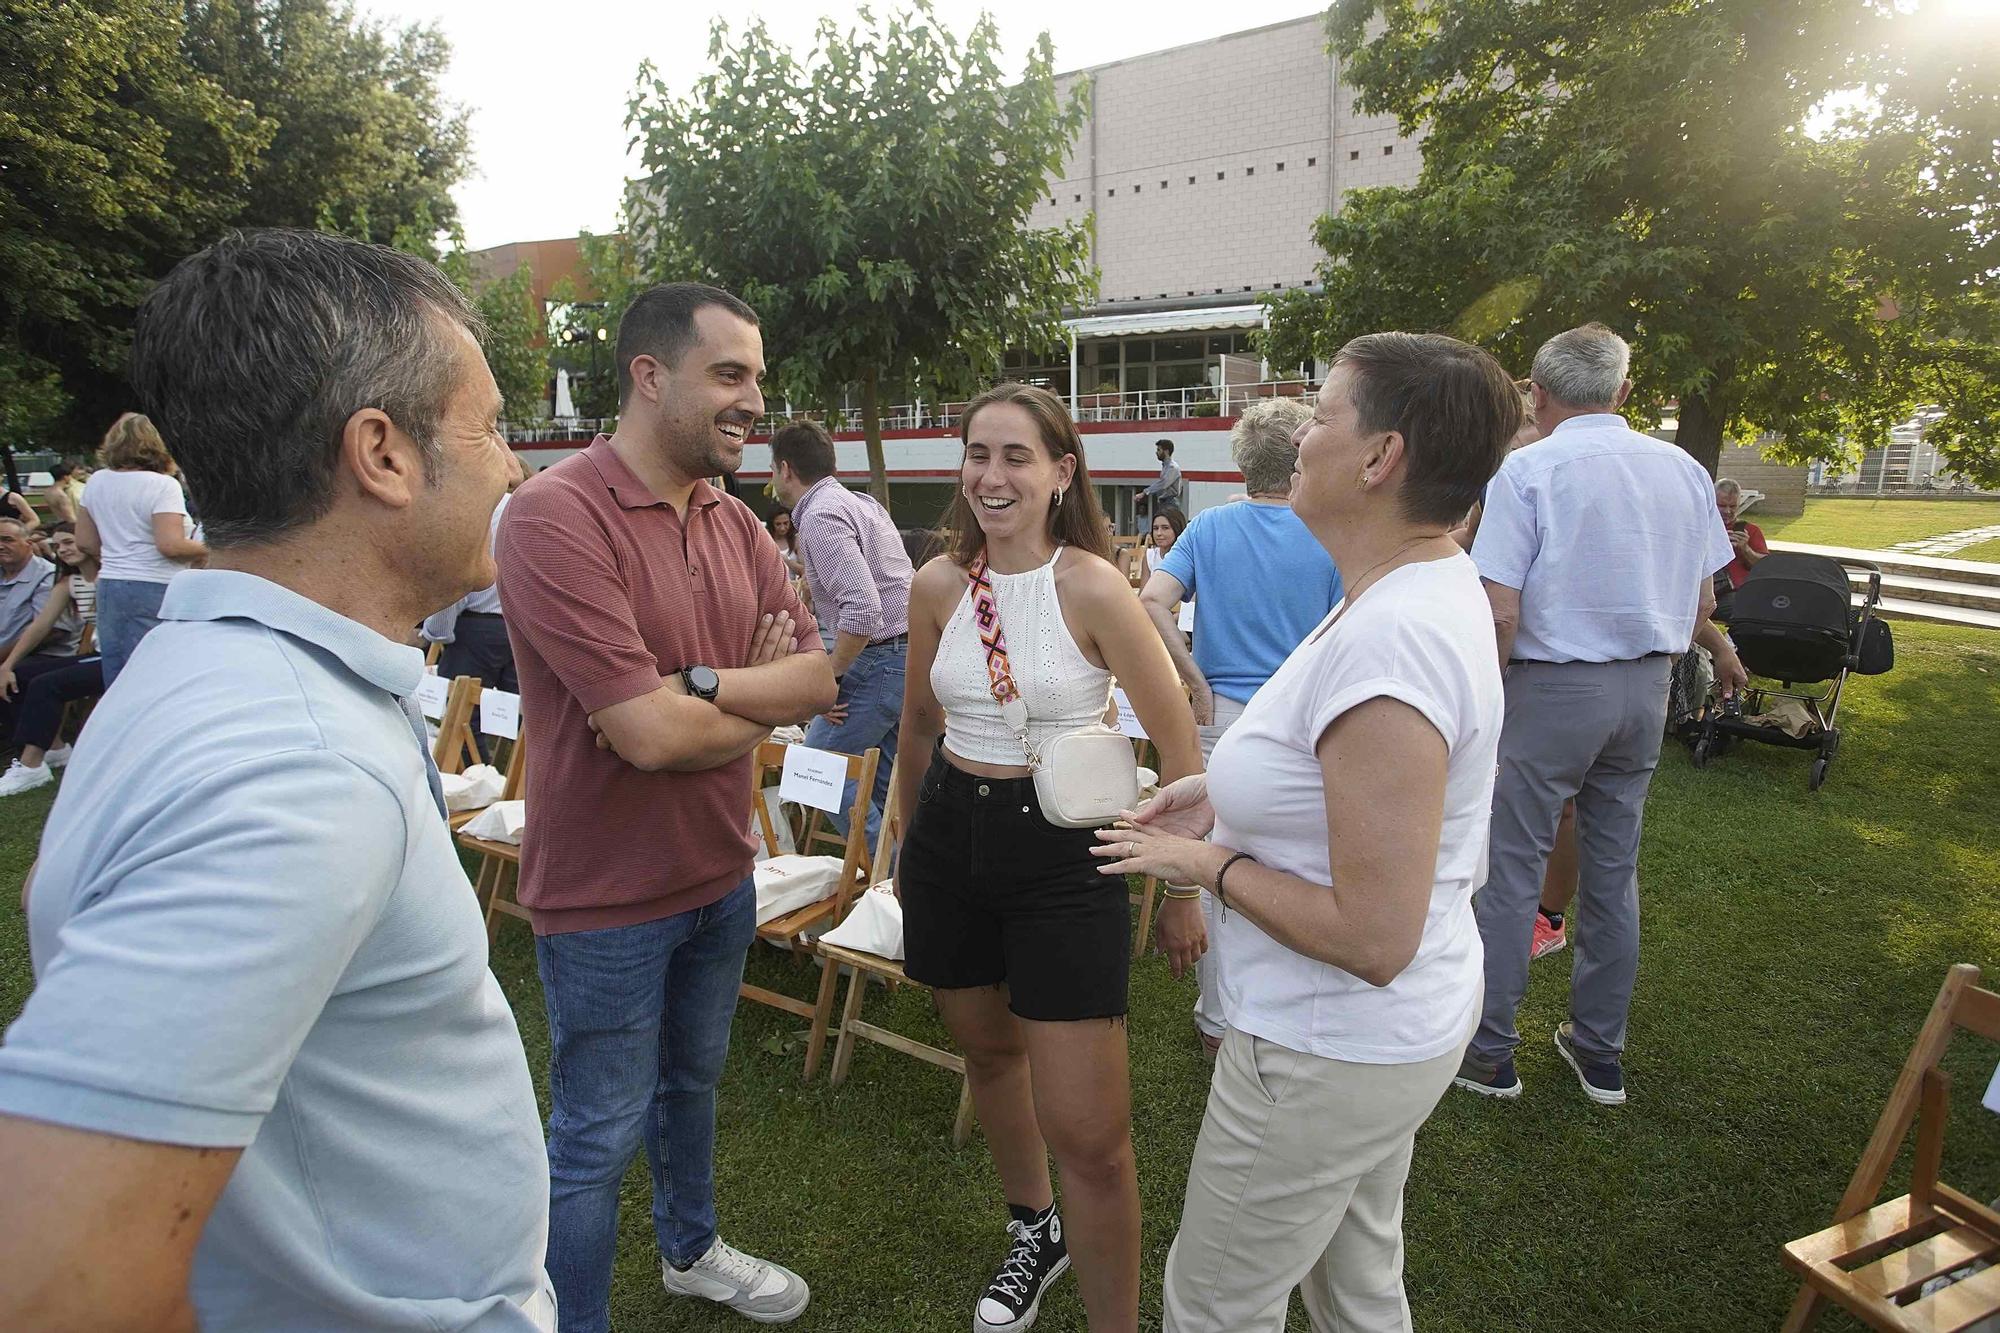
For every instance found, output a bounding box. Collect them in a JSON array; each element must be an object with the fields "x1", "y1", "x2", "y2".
[{"x1": 895, "y1": 382, "x2": 1199, "y2": 1333}]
